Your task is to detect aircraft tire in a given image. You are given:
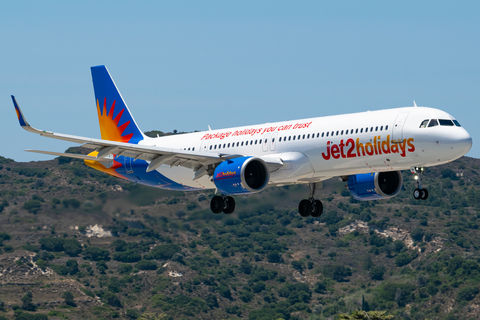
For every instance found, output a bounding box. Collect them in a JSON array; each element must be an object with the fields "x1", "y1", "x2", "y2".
[
  {"x1": 223, "y1": 196, "x2": 236, "y2": 214},
  {"x1": 413, "y1": 188, "x2": 422, "y2": 200},
  {"x1": 311, "y1": 200, "x2": 323, "y2": 218},
  {"x1": 421, "y1": 189, "x2": 429, "y2": 200},
  {"x1": 210, "y1": 196, "x2": 224, "y2": 214},
  {"x1": 299, "y1": 199, "x2": 312, "y2": 217}
]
